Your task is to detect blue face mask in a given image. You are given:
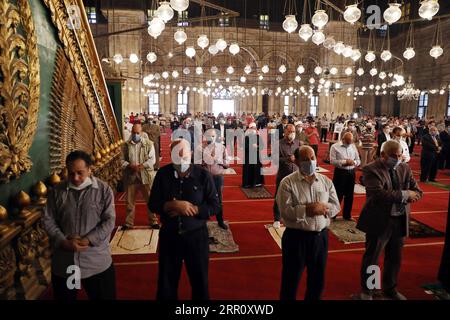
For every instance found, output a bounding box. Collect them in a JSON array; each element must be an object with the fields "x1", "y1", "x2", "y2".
[
  {"x1": 132, "y1": 134, "x2": 141, "y2": 143},
  {"x1": 299, "y1": 160, "x2": 317, "y2": 176},
  {"x1": 386, "y1": 157, "x2": 401, "y2": 169}
]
